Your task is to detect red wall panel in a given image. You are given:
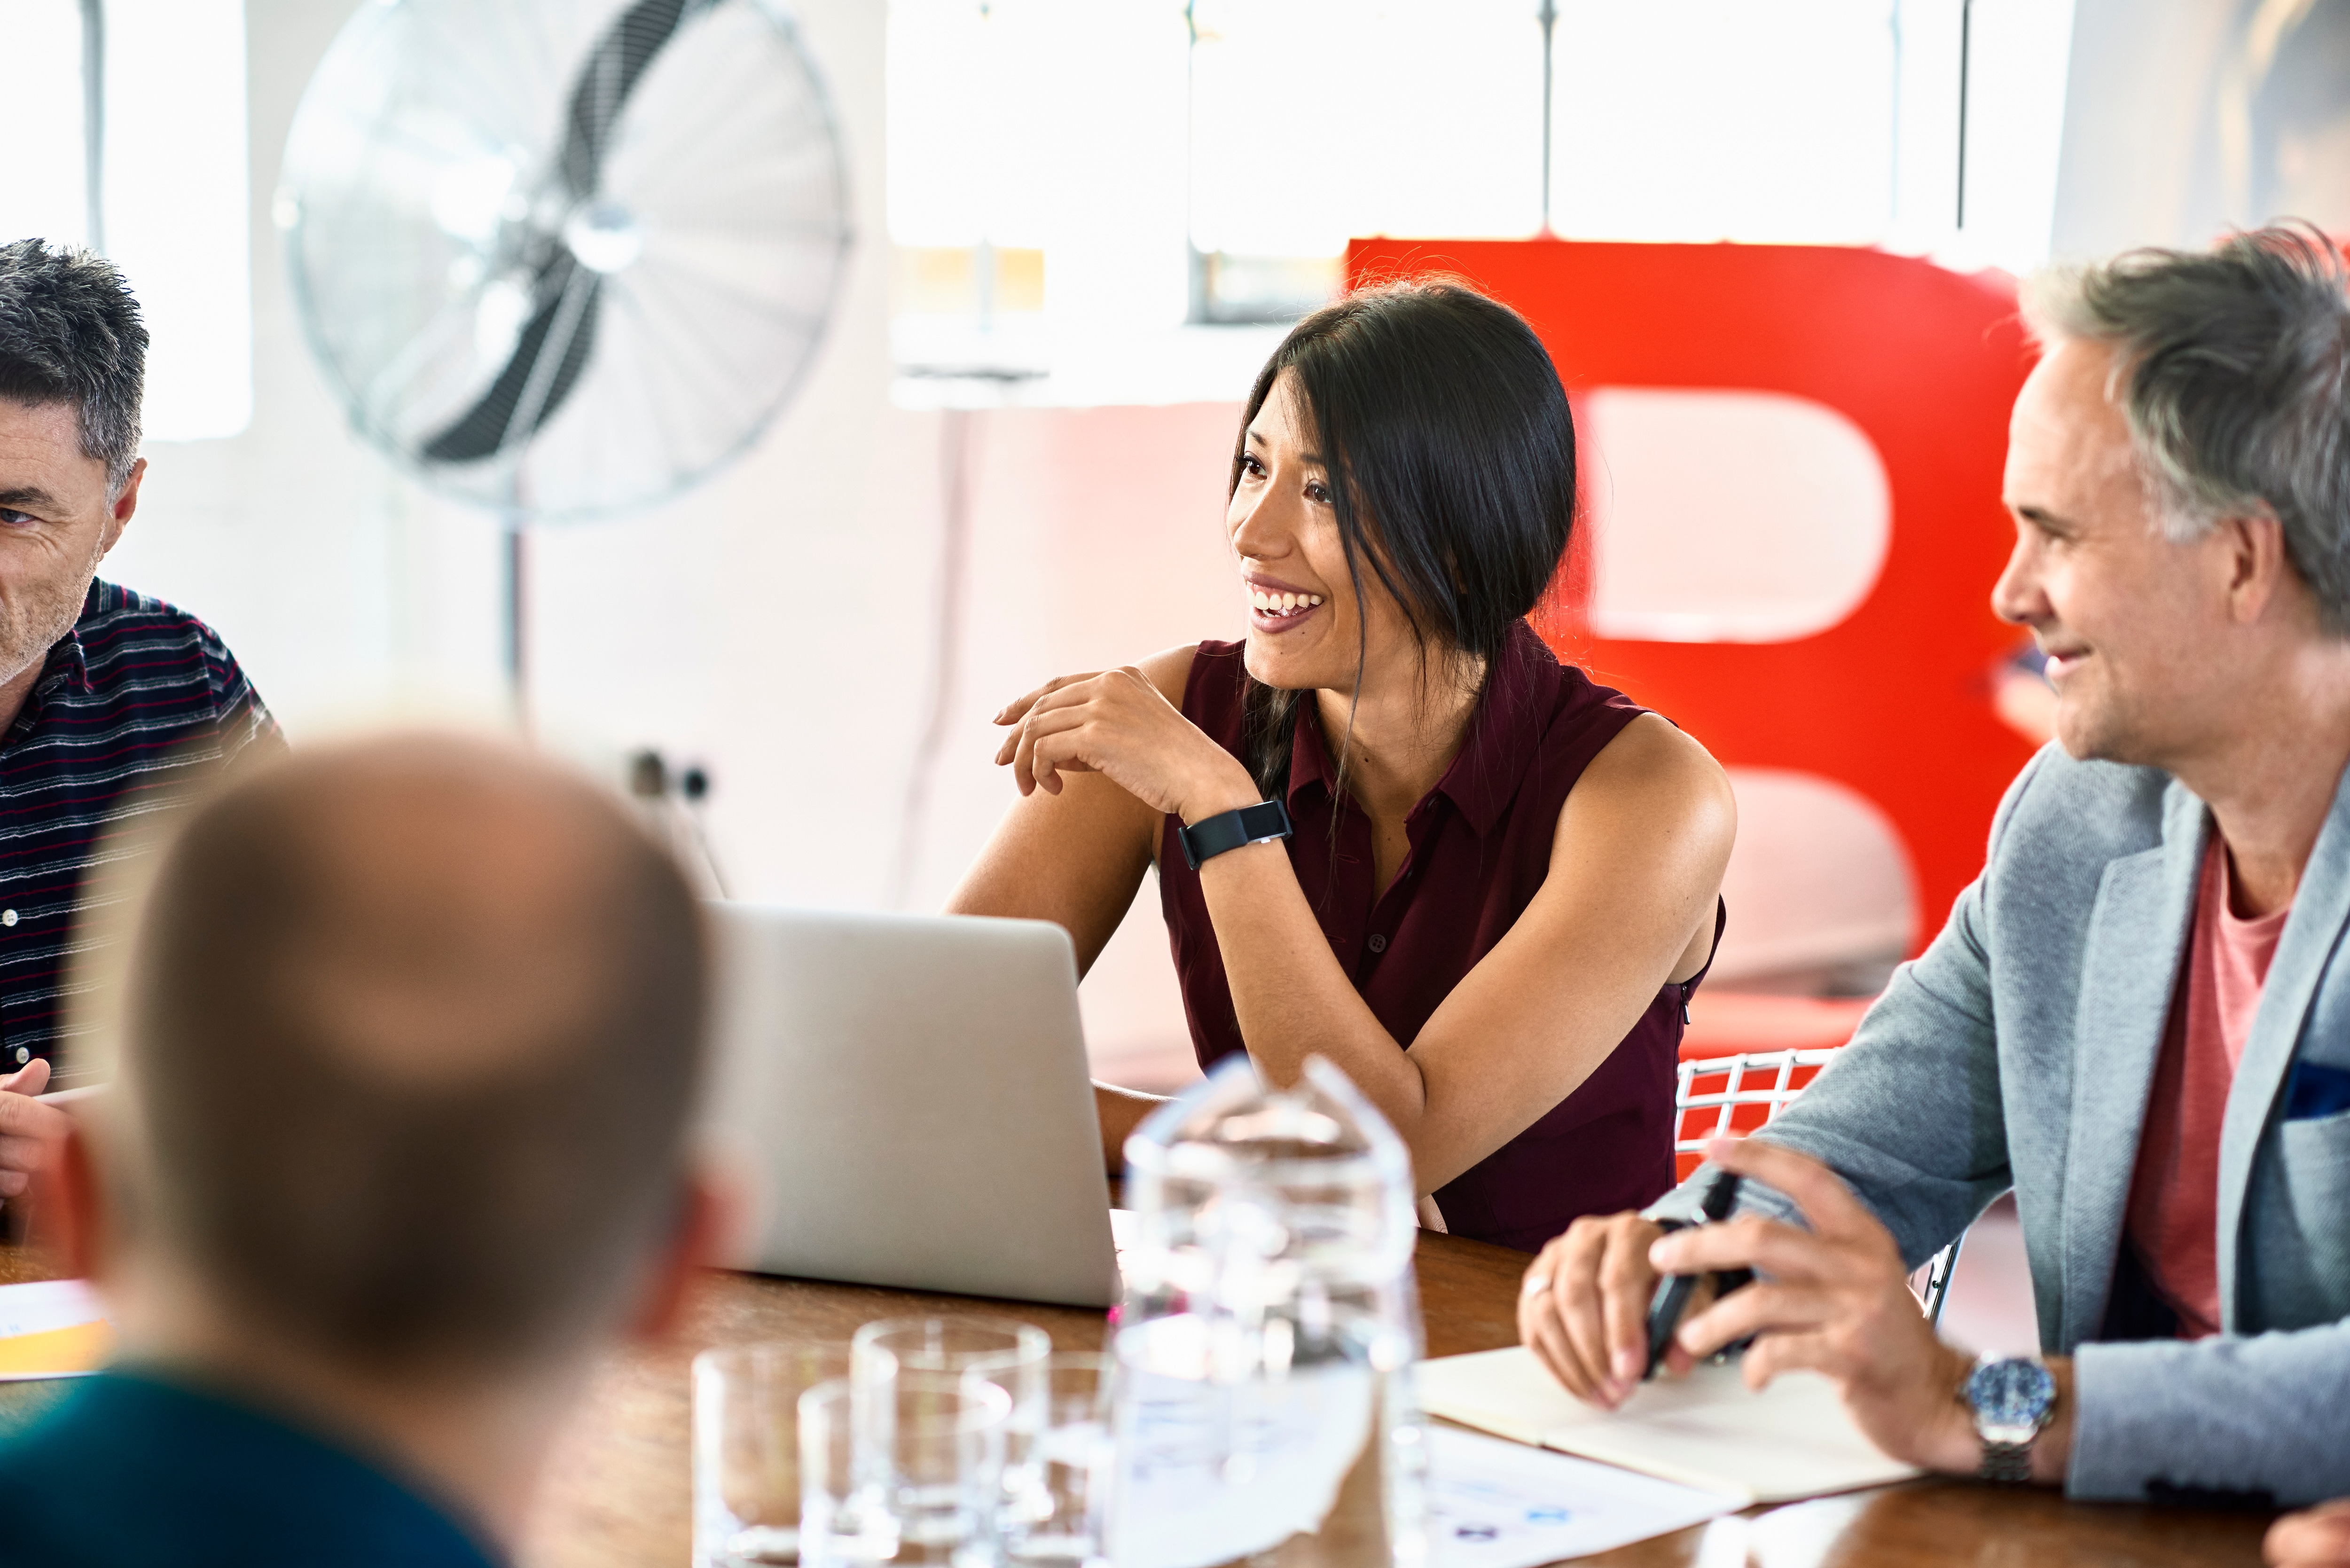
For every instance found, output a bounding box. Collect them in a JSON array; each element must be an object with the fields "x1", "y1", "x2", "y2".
[{"x1": 1347, "y1": 238, "x2": 2038, "y2": 947}]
